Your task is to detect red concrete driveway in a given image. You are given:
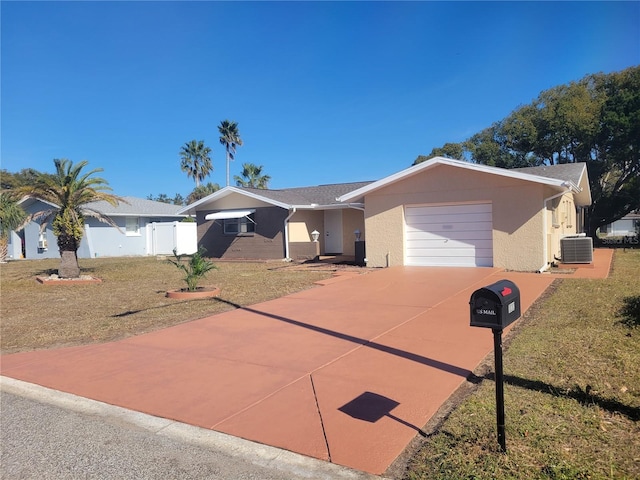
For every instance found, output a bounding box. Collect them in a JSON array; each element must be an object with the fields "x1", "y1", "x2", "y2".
[{"x1": 1, "y1": 251, "x2": 612, "y2": 475}]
